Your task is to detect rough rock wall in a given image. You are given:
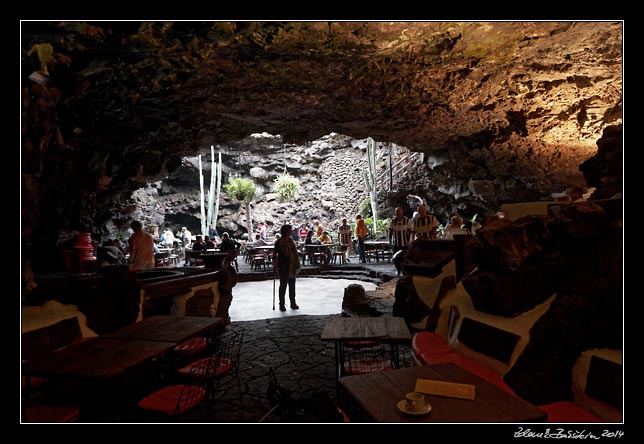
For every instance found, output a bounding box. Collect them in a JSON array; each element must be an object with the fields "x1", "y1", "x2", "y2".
[{"x1": 21, "y1": 21, "x2": 622, "y2": 274}]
